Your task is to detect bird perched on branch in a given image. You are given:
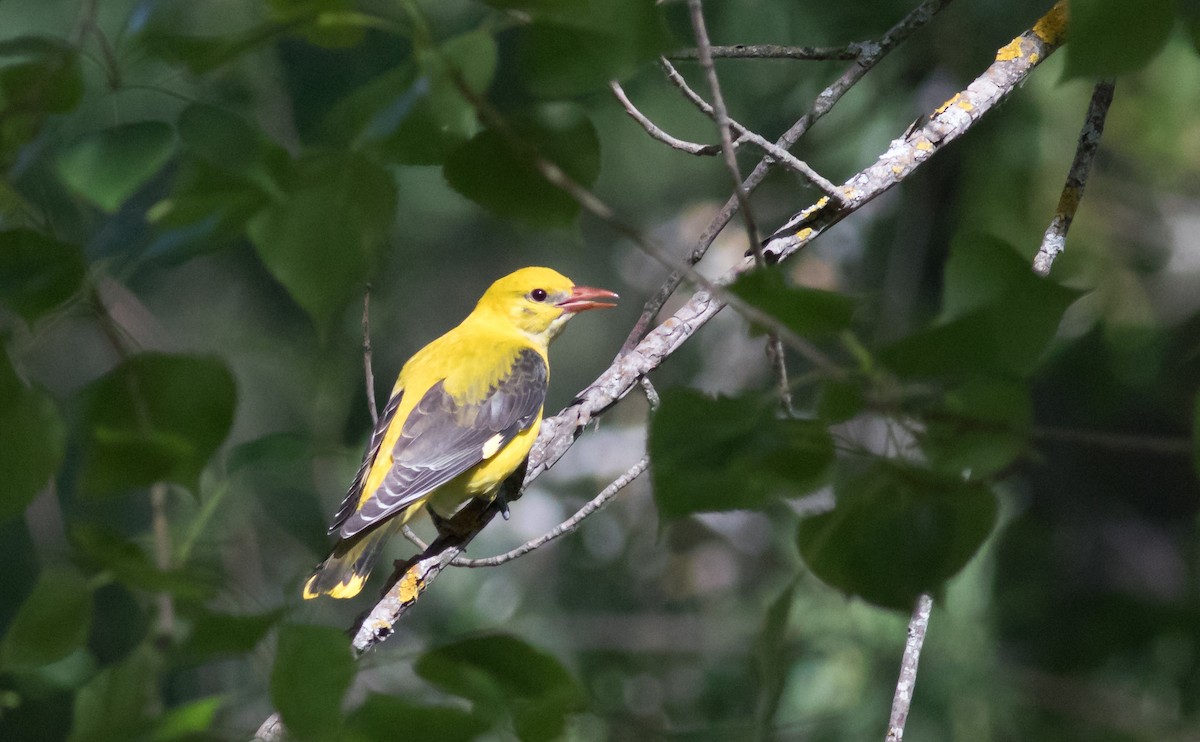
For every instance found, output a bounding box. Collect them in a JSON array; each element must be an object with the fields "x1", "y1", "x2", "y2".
[{"x1": 304, "y1": 267, "x2": 618, "y2": 599}]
